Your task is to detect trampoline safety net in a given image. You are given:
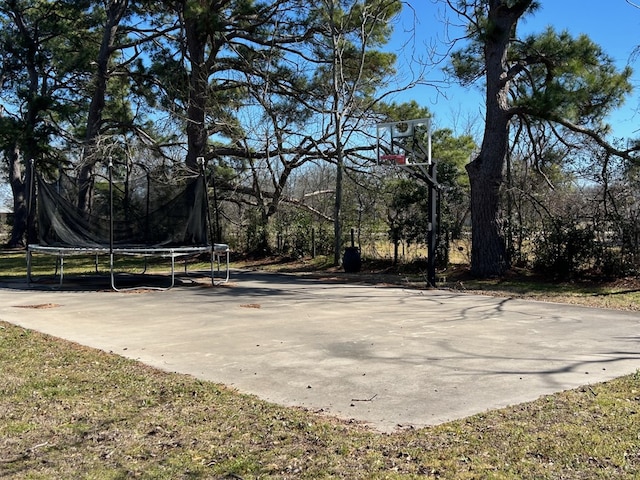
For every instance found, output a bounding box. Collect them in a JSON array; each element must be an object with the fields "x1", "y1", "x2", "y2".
[{"x1": 35, "y1": 164, "x2": 209, "y2": 248}]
